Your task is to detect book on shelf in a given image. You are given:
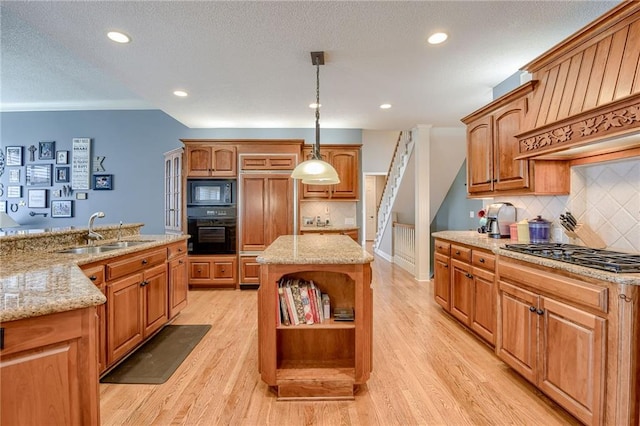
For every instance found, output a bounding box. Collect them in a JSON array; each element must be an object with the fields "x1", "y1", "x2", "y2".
[
  {"x1": 322, "y1": 293, "x2": 331, "y2": 319},
  {"x1": 299, "y1": 286, "x2": 314, "y2": 325},
  {"x1": 277, "y1": 277, "x2": 332, "y2": 326},
  {"x1": 277, "y1": 287, "x2": 290, "y2": 326},
  {"x1": 333, "y1": 307, "x2": 355, "y2": 321}
]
